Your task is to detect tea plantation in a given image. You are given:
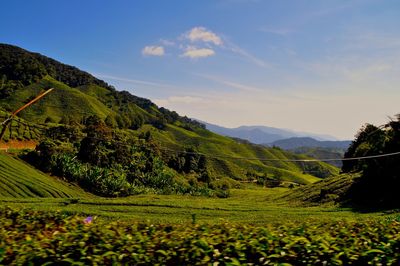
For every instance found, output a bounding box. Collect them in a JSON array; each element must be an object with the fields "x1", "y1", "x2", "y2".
[{"x1": 1, "y1": 208, "x2": 400, "y2": 265}]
